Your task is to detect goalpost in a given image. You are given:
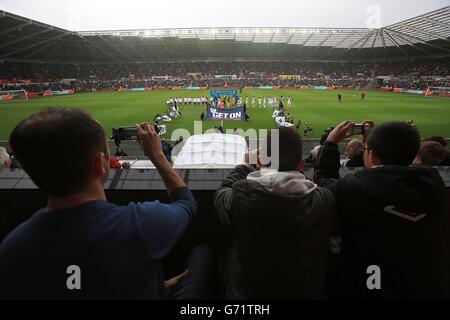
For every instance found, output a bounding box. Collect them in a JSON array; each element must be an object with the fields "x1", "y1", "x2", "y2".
[{"x1": 0, "y1": 89, "x2": 28, "y2": 102}]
